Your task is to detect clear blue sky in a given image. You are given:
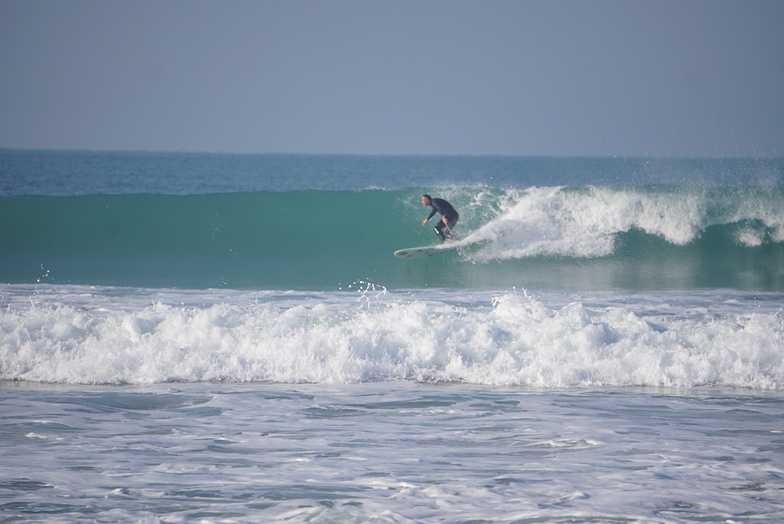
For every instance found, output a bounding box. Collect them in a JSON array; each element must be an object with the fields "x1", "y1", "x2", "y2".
[{"x1": 1, "y1": 0, "x2": 783, "y2": 157}]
